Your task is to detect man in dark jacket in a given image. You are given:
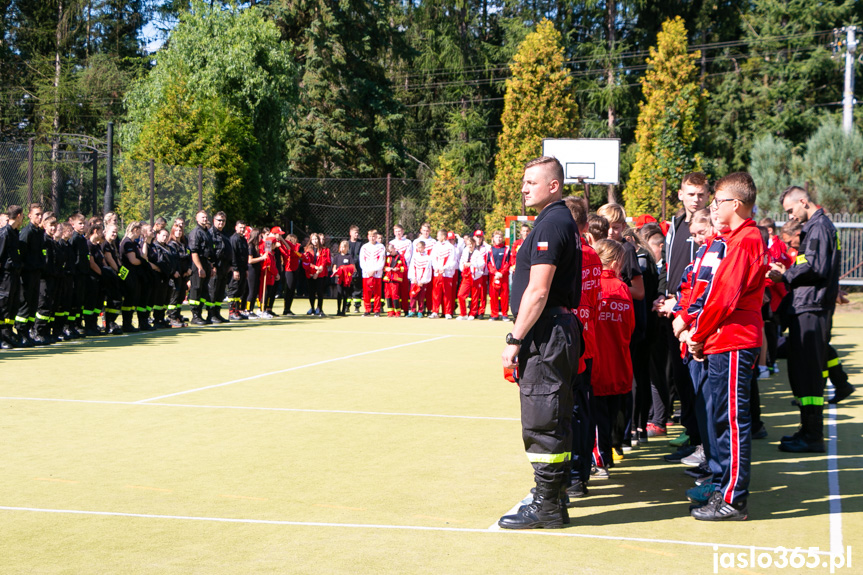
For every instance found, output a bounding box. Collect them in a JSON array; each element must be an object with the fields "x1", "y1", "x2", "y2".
[
  {"x1": 0, "y1": 205, "x2": 24, "y2": 349},
  {"x1": 15, "y1": 203, "x2": 44, "y2": 346},
  {"x1": 227, "y1": 220, "x2": 249, "y2": 320},
  {"x1": 208, "y1": 211, "x2": 233, "y2": 324},
  {"x1": 770, "y1": 186, "x2": 848, "y2": 453}
]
